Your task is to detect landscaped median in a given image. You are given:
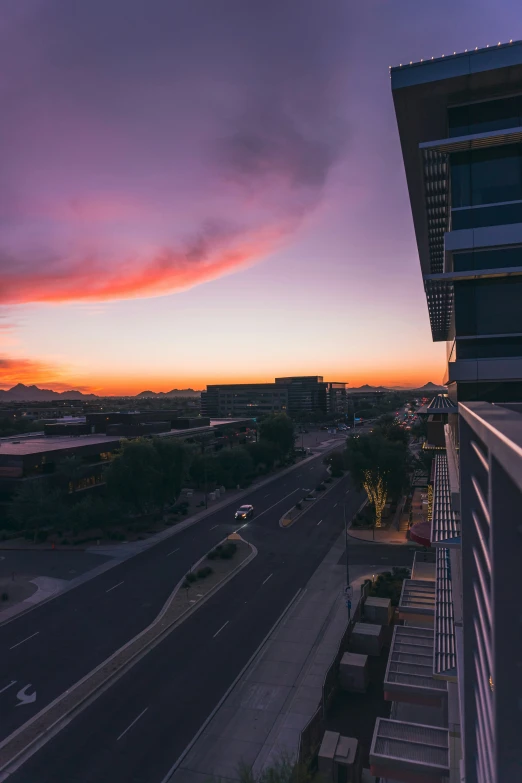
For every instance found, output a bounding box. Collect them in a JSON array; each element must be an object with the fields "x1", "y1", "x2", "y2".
[
  {"x1": 0, "y1": 534, "x2": 255, "y2": 776},
  {"x1": 279, "y1": 473, "x2": 344, "y2": 528}
]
